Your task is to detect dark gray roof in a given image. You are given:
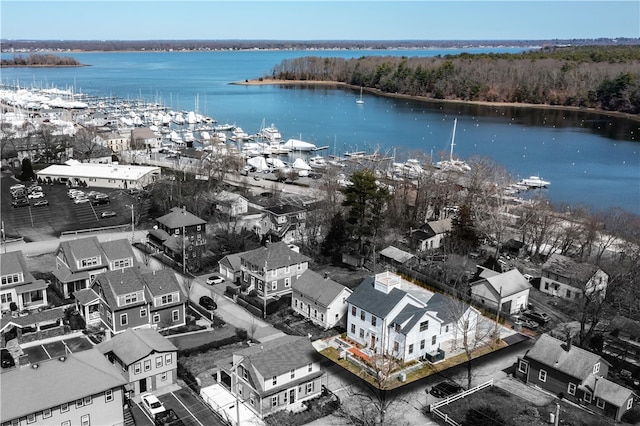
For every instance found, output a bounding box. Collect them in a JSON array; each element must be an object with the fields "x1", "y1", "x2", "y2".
[
  {"x1": 96, "y1": 328, "x2": 177, "y2": 366},
  {"x1": 425, "y1": 293, "x2": 468, "y2": 324},
  {"x1": 293, "y1": 270, "x2": 351, "y2": 308},
  {"x1": 347, "y1": 276, "x2": 407, "y2": 319},
  {"x1": 237, "y1": 335, "x2": 319, "y2": 380},
  {"x1": 392, "y1": 304, "x2": 429, "y2": 333},
  {"x1": 156, "y1": 206, "x2": 206, "y2": 229},
  {"x1": 241, "y1": 241, "x2": 310, "y2": 270},
  {"x1": 525, "y1": 334, "x2": 605, "y2": 381},
  {"x1": 0, "y1": 250, "x2": 35, "y2": 284},
  {"x1": 542, "y1": 254, "x2": 599, "y2": 284}
]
